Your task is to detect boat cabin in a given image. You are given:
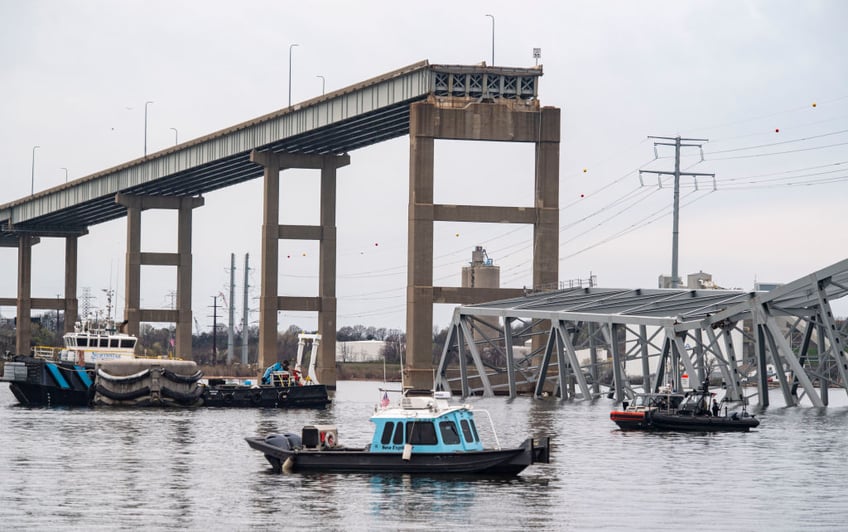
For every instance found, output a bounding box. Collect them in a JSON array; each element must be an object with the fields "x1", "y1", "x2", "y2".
[
  {"x1": 625, "y1": 390, "x2": 686, "y2": 412},
  {"x1": 58, "y1": 318, "x2": 137, "y2": 363},
  {"x1": 368, "y1": 391, "x2": 485, "y2": 454},
  {"x1": 676, "y1": 390, "x2": 715, "y2": 416}
]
